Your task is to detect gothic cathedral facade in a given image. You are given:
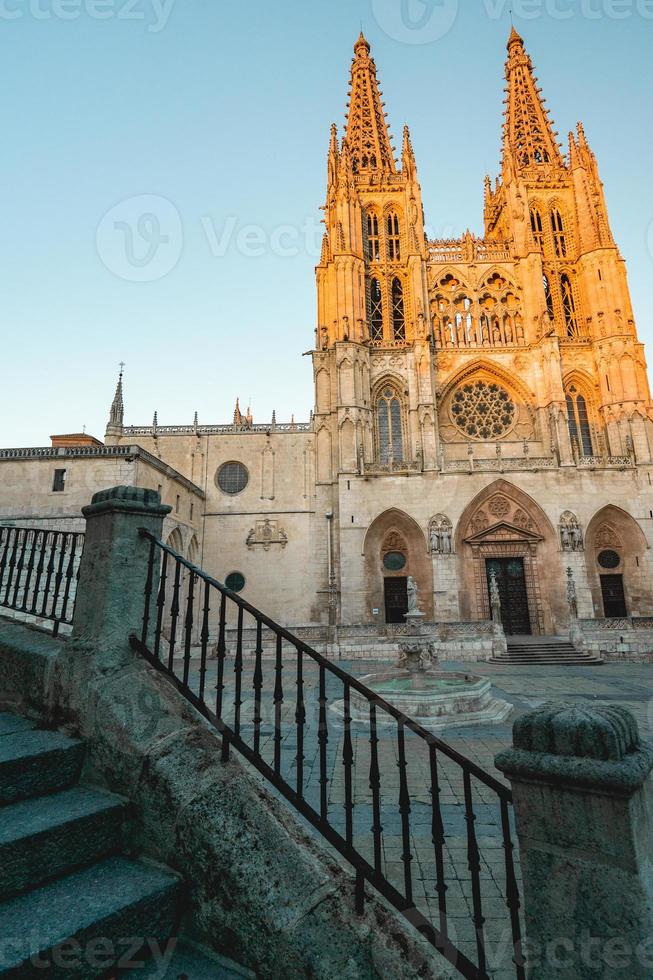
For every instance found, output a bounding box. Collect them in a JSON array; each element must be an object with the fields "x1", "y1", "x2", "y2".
[{"x1": 107, "y1": 31, "x2": 653, "y2": 637}]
